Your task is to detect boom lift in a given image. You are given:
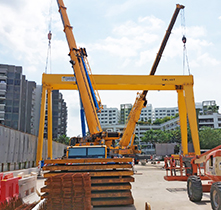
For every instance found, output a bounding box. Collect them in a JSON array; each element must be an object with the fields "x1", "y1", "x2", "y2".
[
  {"x1": 165, "y1": 144, "x2": 221, "y2": 210},
  {"x1": 187, "y1": 145, "x2": 221, "y2": 210}
]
